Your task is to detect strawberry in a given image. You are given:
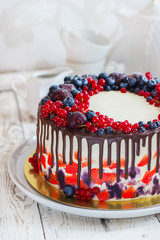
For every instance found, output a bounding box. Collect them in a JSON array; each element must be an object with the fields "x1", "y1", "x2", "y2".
[
  {"x1": 138, "y1": 155, "x2": 148, "y2": 167},
  {"x1": 142, "y1": 167, "x2": 156, "y2": 185},
  {"x1": 48, "y1": 173, "x2": 58, "y2": 185},
  {"x1": 66, "y1": 162, "x2": 78, "y2": 174},
  {"x1": 122, "y1": 187, "x2": 136, "y2": 199},
  {"x1": 41, "y1": 154, "x2": 46, "y2": 169},
  {"x1": 97, "y1": 190, "x2": 110, "y2": 202},
  {"x1": 65, "y1": 174, "x2": 77, "y2": 186},
  {"x1": 47, "y1": 152, "x2": 52, "y2": 166}
]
